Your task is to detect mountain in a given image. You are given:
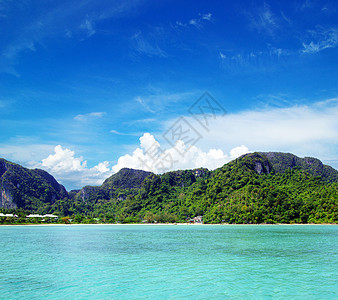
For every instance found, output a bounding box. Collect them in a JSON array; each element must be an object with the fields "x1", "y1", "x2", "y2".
[
  {"x1": 181, "y1": 153, "x2": 337, "y2": 223},
  {"x1": 261, "y1": 152, "x2": 338, "y2": 182},
  {"x1": 70, "y1": 168, "x2": 152, "y2": 203},
  {"x1": 60, "y1": 152, "x2": 337, "y2": 224},
  {"x1": 102, "y1": 168, "x2": 152, "y2": 189},
  {"x1": 1, "y1": 153, "x2": 337, "y2": 224},
  {"x1": 0, "y1": 158, "x2": 67, "y2": 211},
  {"x1": 70, "y1": 167, "x2": 208, "y2": 204}
]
